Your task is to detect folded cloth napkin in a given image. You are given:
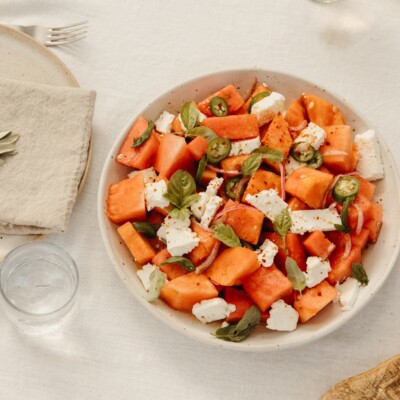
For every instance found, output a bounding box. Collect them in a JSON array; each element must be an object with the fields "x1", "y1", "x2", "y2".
[{"x1": 0, "y1": 78, "x2": 96, "y2": 234}]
